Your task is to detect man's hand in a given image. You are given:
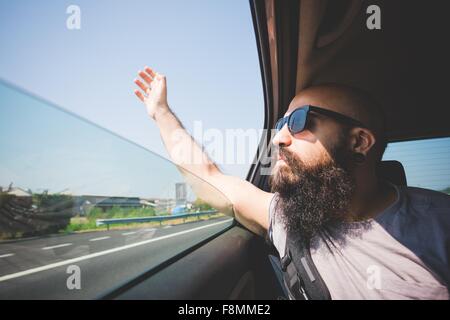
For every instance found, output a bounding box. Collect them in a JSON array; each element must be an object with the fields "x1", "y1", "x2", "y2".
[{"x1": 134, "y1": 66, "x2": 168, "y2": 119}]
